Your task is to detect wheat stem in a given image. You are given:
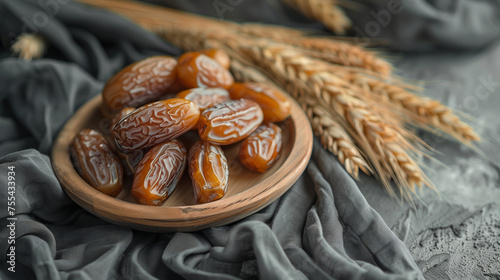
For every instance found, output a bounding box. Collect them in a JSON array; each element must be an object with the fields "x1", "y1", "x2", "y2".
[{"x1": 290, "y1": 38, "x2": 392, "y2": 76}]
